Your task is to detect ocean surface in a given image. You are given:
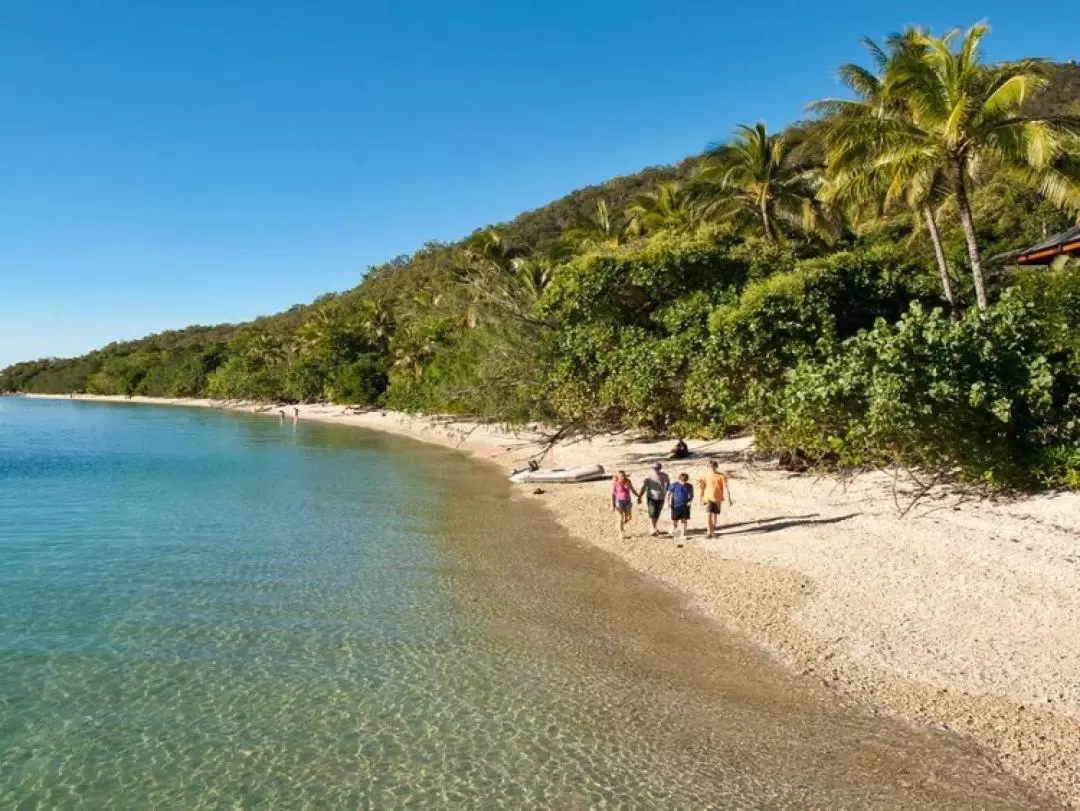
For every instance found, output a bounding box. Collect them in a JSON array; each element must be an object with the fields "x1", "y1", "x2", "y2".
[{"x1": 0, "y1": 398, "x2": 1049, "y2": 809}]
